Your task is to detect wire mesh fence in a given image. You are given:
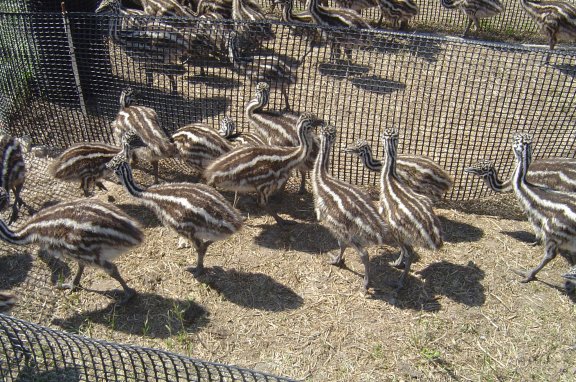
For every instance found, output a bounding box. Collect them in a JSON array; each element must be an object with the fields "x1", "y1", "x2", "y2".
[
  {"x1": 0, "y1": 313, "x2": 298, "y2": 381},
  {"x1": 0, "y1": 0, "x2": 550, "y2": 40},
  {"x1": 1, "y1": 9, "x2": 574, "y2": 200}
]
